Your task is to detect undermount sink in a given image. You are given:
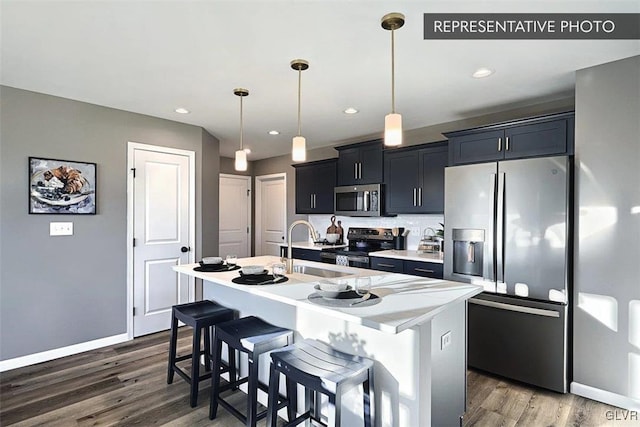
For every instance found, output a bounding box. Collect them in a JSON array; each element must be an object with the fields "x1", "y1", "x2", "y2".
[{"x1": 292, "y1": 265, "x2": 352, "y2": 278}]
